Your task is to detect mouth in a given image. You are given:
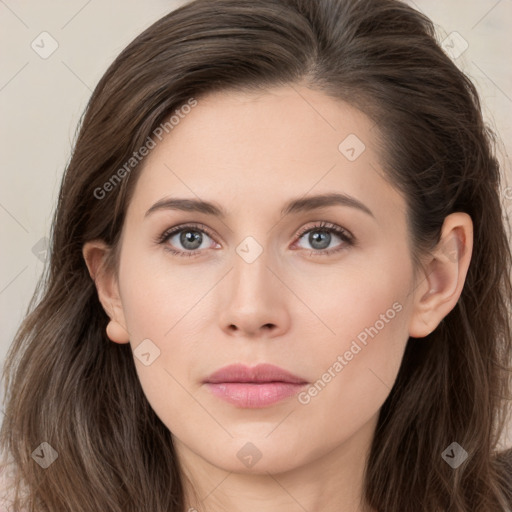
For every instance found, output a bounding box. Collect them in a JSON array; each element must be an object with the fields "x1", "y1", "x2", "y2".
[{"x1": 203, "y1": 363, "x2": 308, "y2": 408}]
